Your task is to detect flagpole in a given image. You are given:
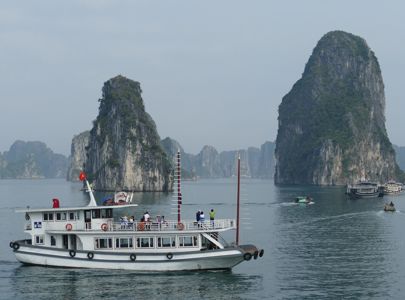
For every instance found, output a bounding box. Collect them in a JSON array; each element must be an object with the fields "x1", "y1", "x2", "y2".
[{"x1": 236, "y1": 154, "x2": 240, "y2": 245}]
